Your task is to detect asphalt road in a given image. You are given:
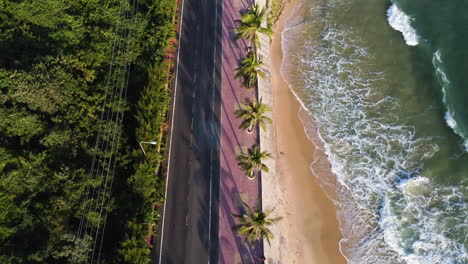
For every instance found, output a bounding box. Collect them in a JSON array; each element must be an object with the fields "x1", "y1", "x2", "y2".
[{"x1": 154, "y1": 0, "x2": 222, "y2": 262}]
